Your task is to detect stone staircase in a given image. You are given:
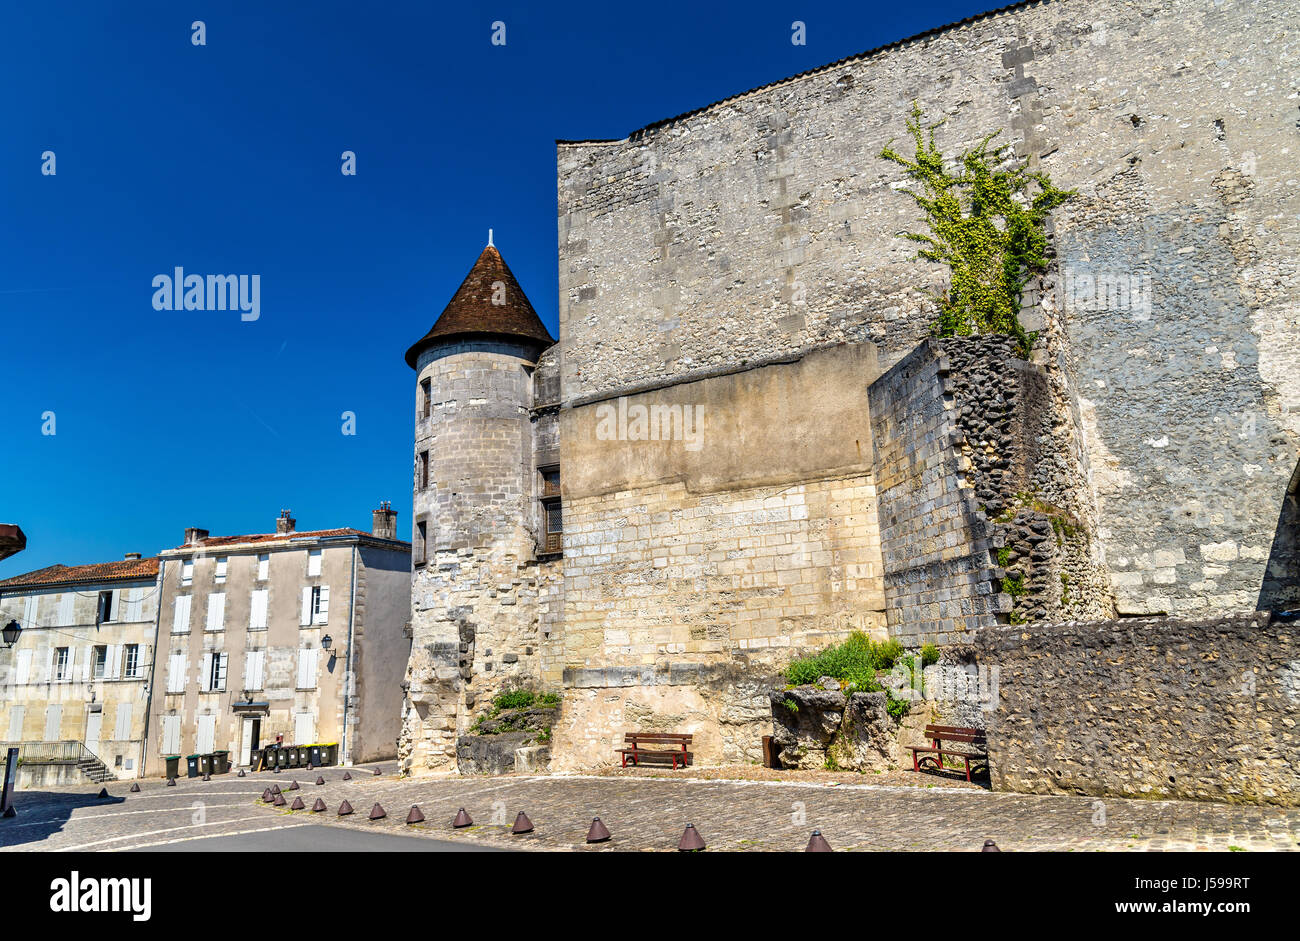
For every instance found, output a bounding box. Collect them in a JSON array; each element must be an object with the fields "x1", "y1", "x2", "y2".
[{"x1": 76, "y1": 751, "x2": 116, "y2": 783}]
